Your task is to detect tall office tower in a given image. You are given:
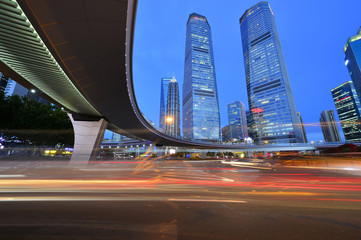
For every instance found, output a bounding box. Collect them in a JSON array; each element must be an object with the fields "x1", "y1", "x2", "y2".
[
  {"x1": 183, "y1": 13, "x2": 221, "y2": 143},
  {"x1": 246, "y1": 110, "x2": 254, "y2": 139},
  {"x1": 319, "y1": 110, "x2": 341, "y2": 143},
  {"x1": 0, "y1": 72, "x2": 9, "y2": 92},
  {"x1": 331, "y1": 81, "x2": 361, "y2": 142},
  {"x1": 239, "y1": 2, "x2": 303, "y2": 144},
  {"x1": 222, "y1": 125, "x2": 231, "y2": 142},
  {"x1": 159, "y1": 77, "x2": 171, "y2": 131},
  {"x1": 165, "y1": 76, "x2": 180, "y2": 137},
  {"x1": 344, "y1": 27, "x2": 361, "y2": 99},
  {"x1": 112, "y1": 132, "x2": 121, "y2": 142},
  {"x1": 227, "y1": 101, "x2": 248, "y2": 141},
  {"x1": 27, "y1": 89, "x2": 48, "y2": 104},
  {"x1": 4, "y1": 79, "x2": 28, "y2": 97},
  {"x1": 297, "y1": 112, "x2": 308, "y2": 143}
]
